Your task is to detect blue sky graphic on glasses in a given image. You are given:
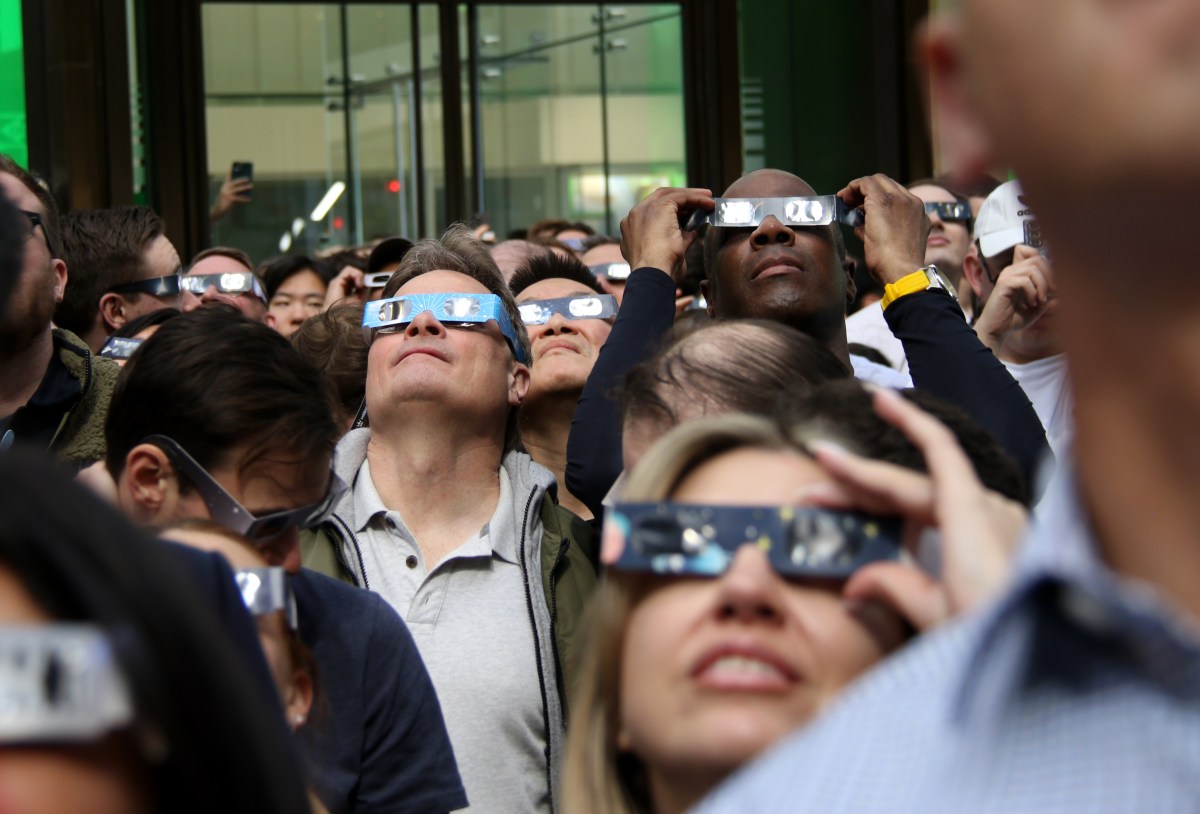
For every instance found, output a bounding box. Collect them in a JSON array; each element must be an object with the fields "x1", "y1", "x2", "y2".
[{"x1": 362, "y1": 292, "x2": 527, "y2": 363}]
